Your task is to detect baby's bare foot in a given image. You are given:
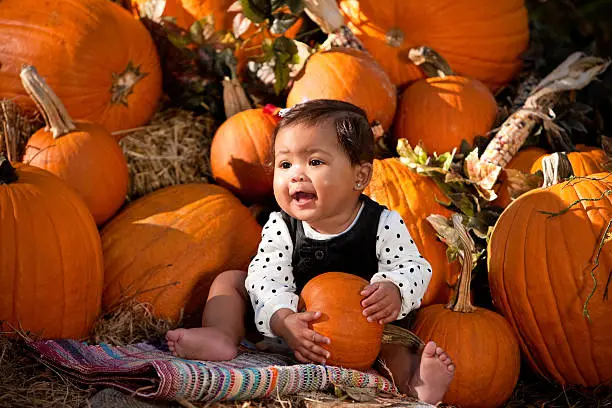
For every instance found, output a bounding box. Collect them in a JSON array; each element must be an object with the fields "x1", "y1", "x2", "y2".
[
  {"x1": 409, "y1": 341, "x2": 455, "y2": 405},
  {"x1": 165, "y1": 327, "x2": 238, "y2": 361}
]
